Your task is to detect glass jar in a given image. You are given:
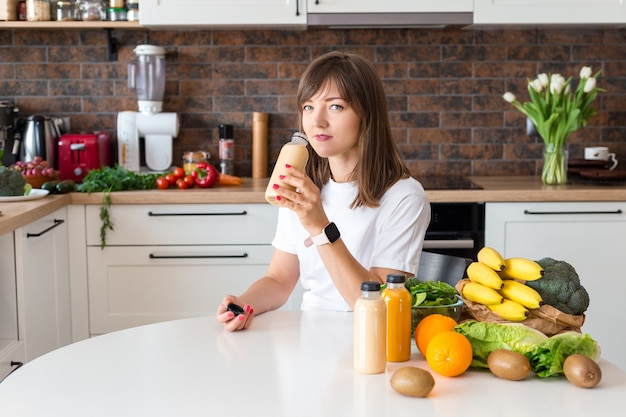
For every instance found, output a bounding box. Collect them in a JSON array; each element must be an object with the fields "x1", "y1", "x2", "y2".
[
  {"x1": 55, "y1": 1, "x2": 75, "y2": 21},
  {"x1": 126, "y1": 0, "x2": 138, "y2": 21},
  {"x1": 26, "y1": 0, "x2": 51, "y2": 21},
  {"x1": 77, "y1": 0, "x2": 105, "y2": 21},
  {"x1": 183, "y1": 151, "x2": 210, "y2": 174},
  {"x1": 108, "y1": 7, "x2": 126, "y2": 21}
]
